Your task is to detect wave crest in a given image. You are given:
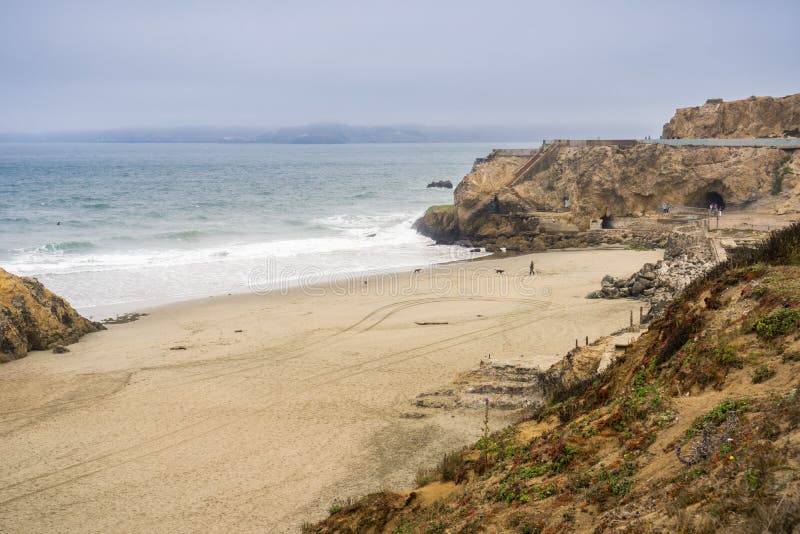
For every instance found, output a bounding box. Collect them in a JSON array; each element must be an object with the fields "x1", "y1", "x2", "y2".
[
  {"x1": 153, "y1": 230, "x2": 204, "y2": 240},
  {"x1": 38, "y1": 241, "x2": 96, "y2": 254}
]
